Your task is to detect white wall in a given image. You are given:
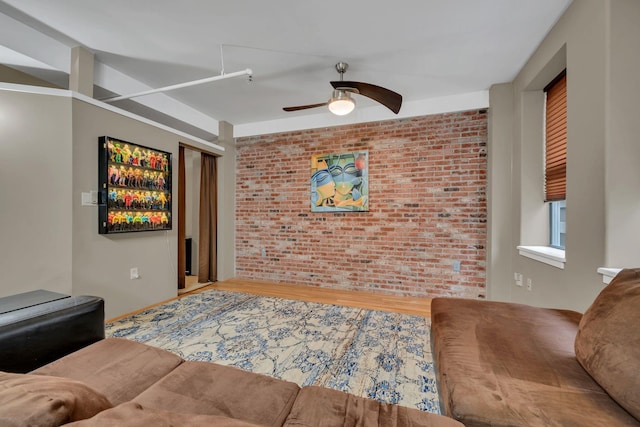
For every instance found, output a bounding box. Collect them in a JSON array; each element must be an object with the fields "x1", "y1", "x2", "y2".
[
  {"x1": 216, "y1": 121, "x2": 235, "y2": 281},
  {"x1": 488, "y1": 0, "x2": 640, "y2": 311},
  {"x1": 71, "y1": 98, "x2": 182, "y2": 319},
  {"x1": 486, "y1": 83, "x2": 514, "y2": 302},
  {"x1": 70, "y1": 97, "x2": 231, "y2": 319},
  {"x1": 0, "y1": 82, "x2": 232, "y2": 317},
  {"x1": 0, "y1": 88, "x2": 73, "y2": 297},
  {"x1": 605, "y1": 0, "x2": 640, "y2": 266}
]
